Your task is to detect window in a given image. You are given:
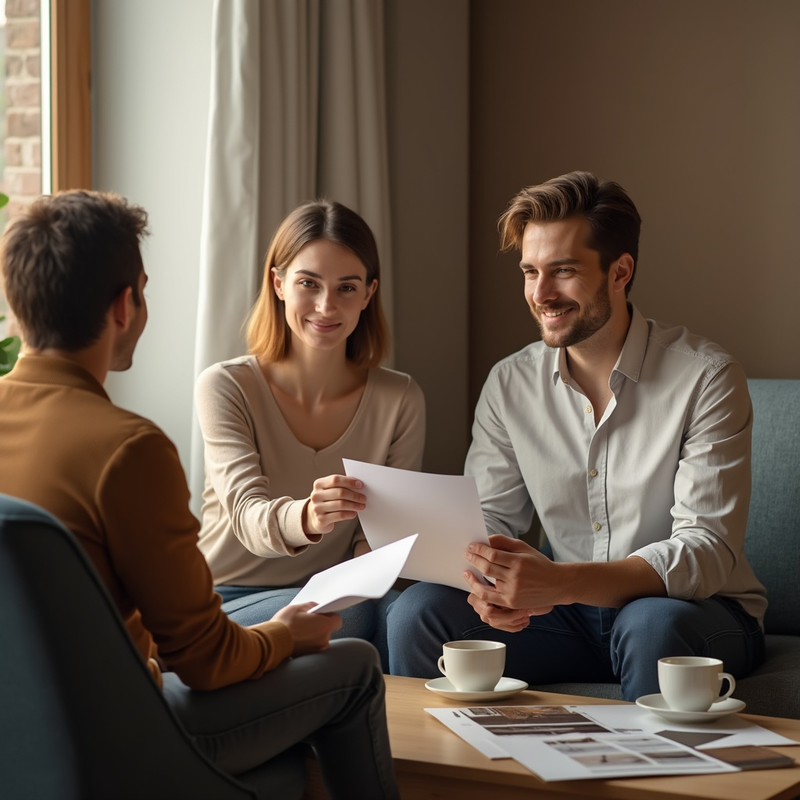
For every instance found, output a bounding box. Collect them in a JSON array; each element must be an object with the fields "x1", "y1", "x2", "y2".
[{"x1": 0, "y1": 0, "x2": 89, "y2": 341}]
